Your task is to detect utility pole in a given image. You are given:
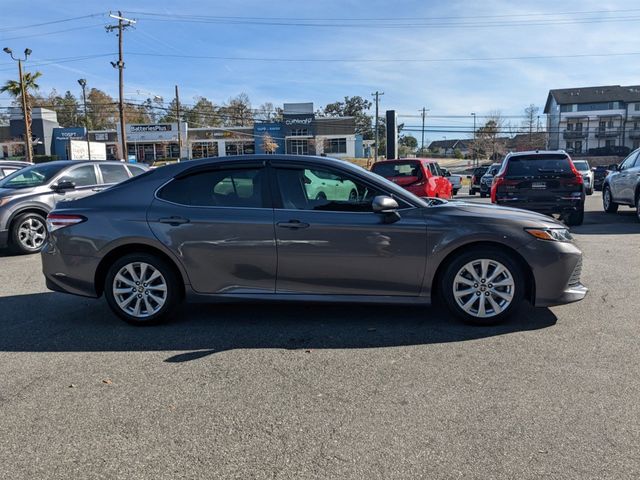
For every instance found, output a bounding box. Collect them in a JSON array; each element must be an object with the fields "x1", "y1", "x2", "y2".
[
  {"x1": 77, "y1": 78, "x2": 91, "y2": 160},
  {"x1": 106, "y1": 11, "x2": 136, "y2": 161},
  {"x1": 3, "y1": 47, "x2": 33, "y2": 163},
  {"x1": 371, "y1": 91, "x2": 384, "y2": 162},
  {"x1": 175, "y1": 84, "x2": 182, "y2": 161},
  {"x1": 420, "y1": 107, "x2": 429, "y2": 155},
  {"x1": 471, "y1": 112, "x2": 477, "y2": 167}
]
